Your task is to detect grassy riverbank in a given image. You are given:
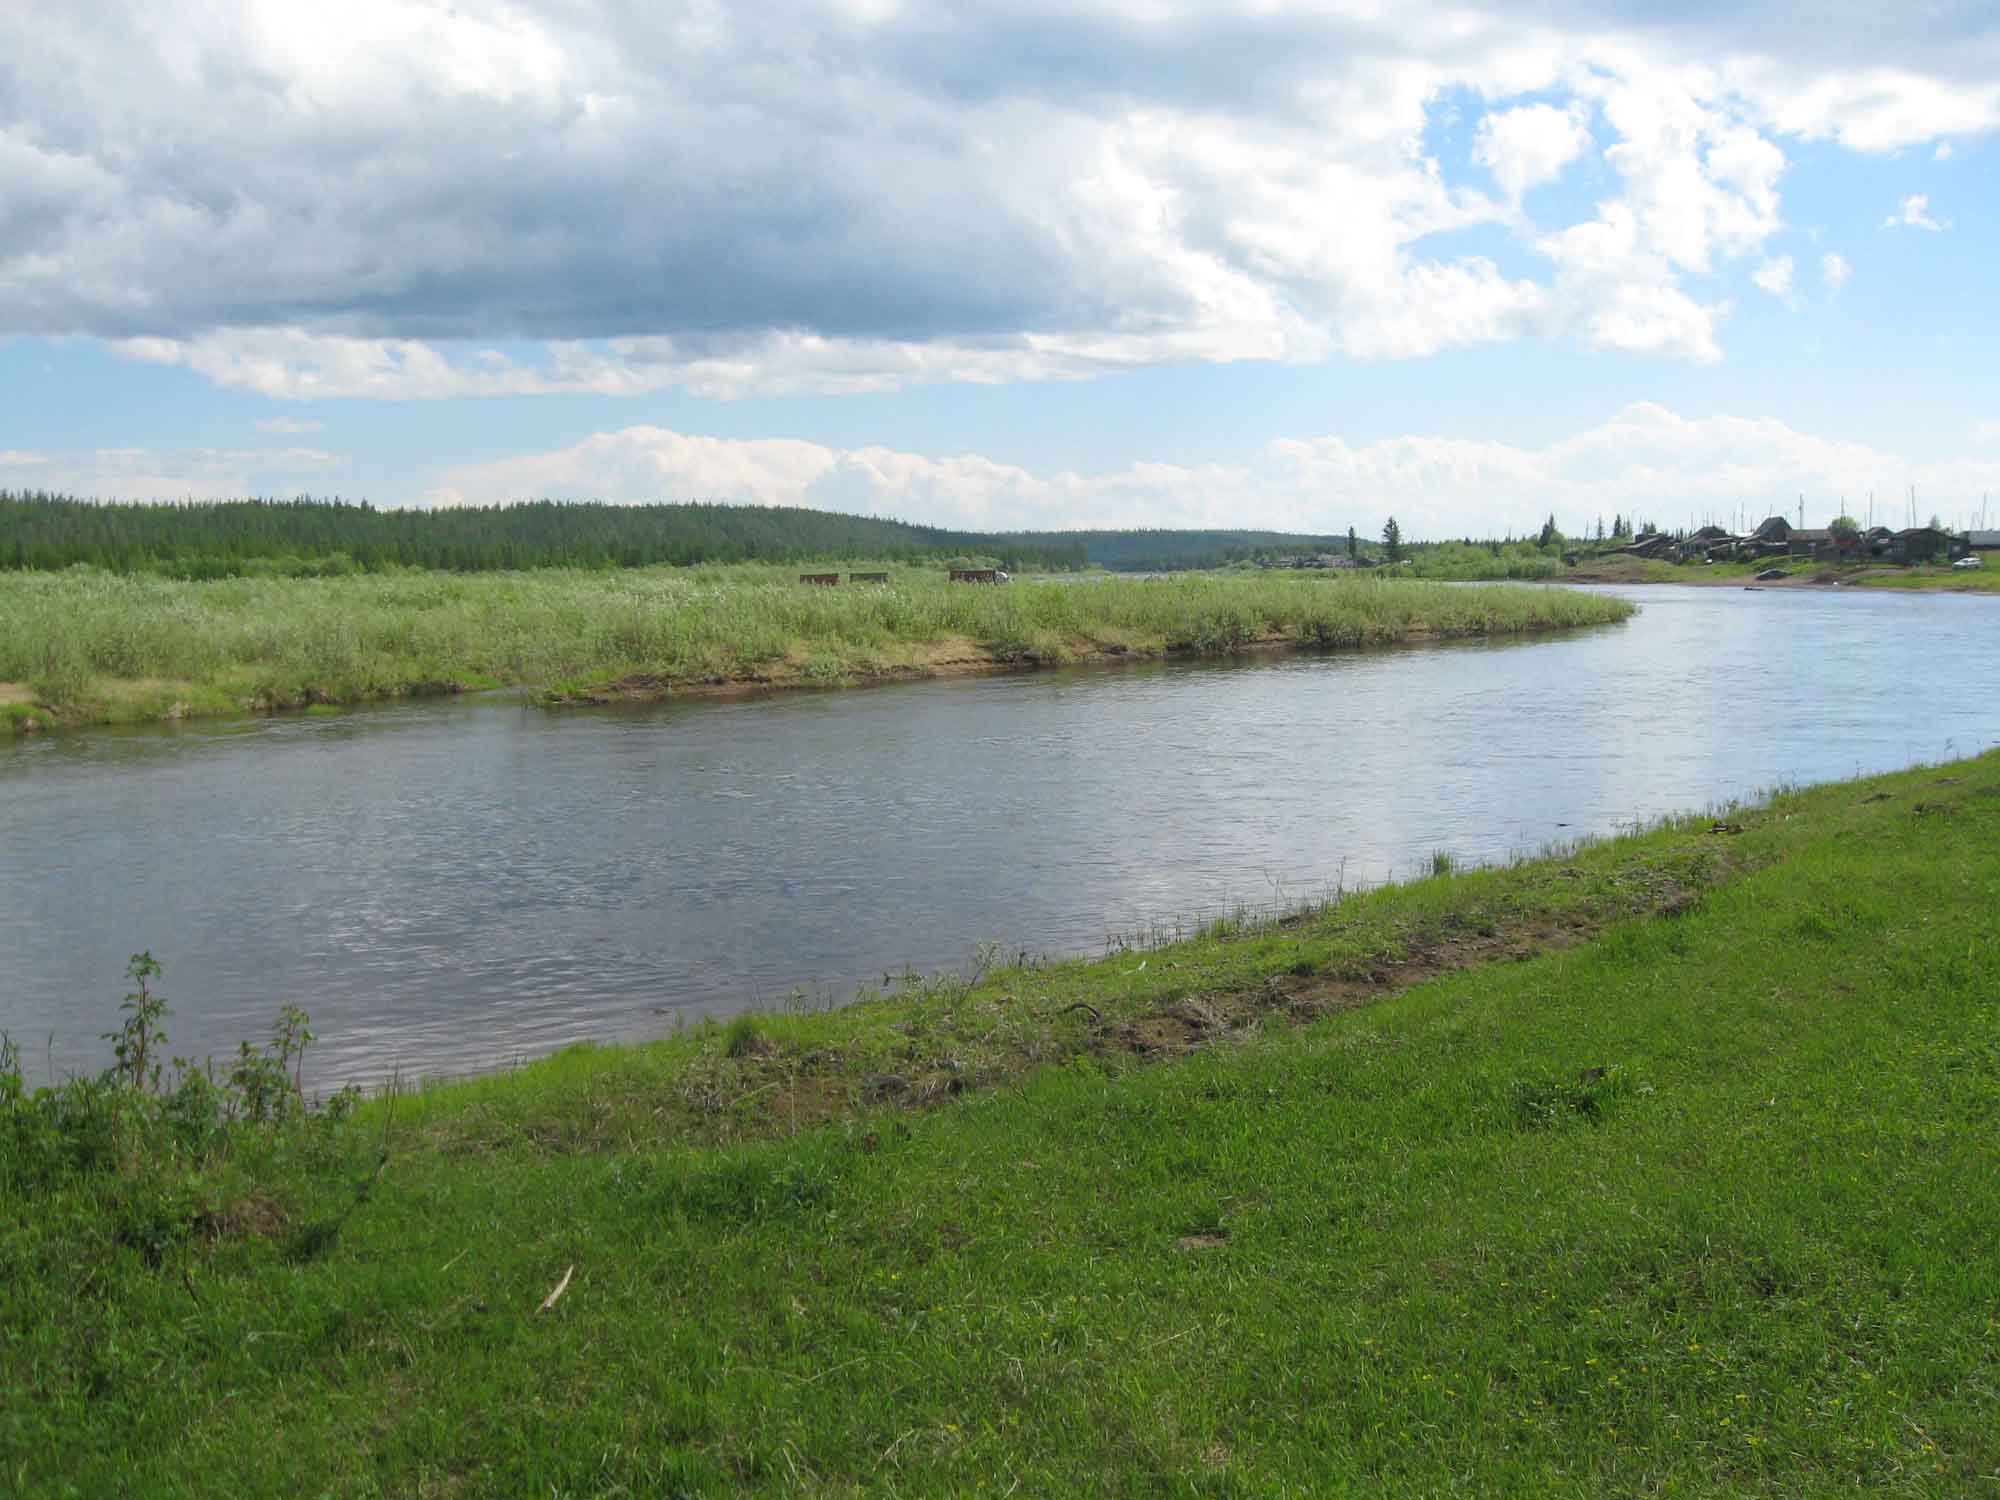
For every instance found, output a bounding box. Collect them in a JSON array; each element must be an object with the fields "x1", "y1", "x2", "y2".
[
  {"x1": 7, "y1": 752, "x2": 1998, "y2": 1494},
  {"x1": 0, "y1": 566, "x2": 1631, "y2": 732}
]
